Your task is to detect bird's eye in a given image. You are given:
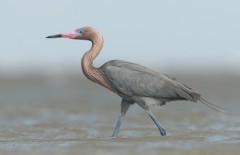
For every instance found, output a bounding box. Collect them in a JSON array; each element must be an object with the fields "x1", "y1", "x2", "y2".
[{"x1": 79, "y1": 30, "x2": 84, "y2": 35}]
